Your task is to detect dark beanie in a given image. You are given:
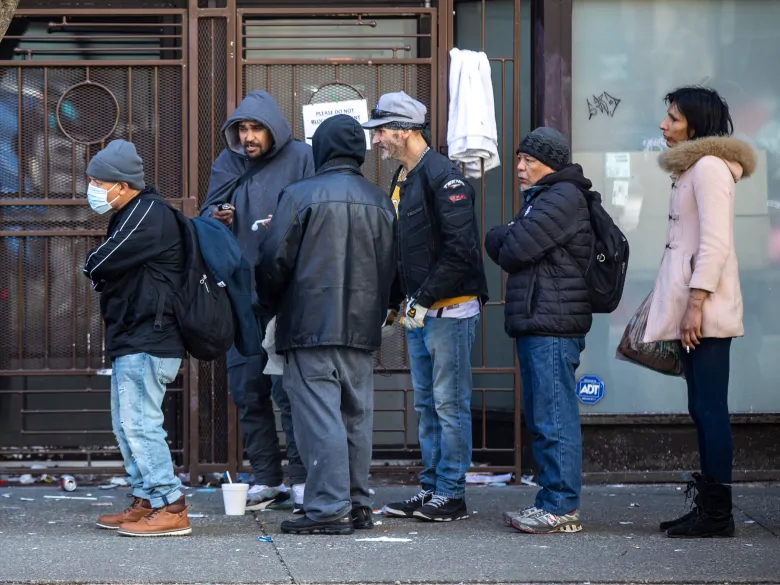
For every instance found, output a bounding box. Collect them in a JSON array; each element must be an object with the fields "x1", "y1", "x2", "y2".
[
  {"x1": 86, "y1": 139, "x2": 145, "y2": 190},
  {"x1": 516, "y1": 127, "x2": 570, "y2": 171}
]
